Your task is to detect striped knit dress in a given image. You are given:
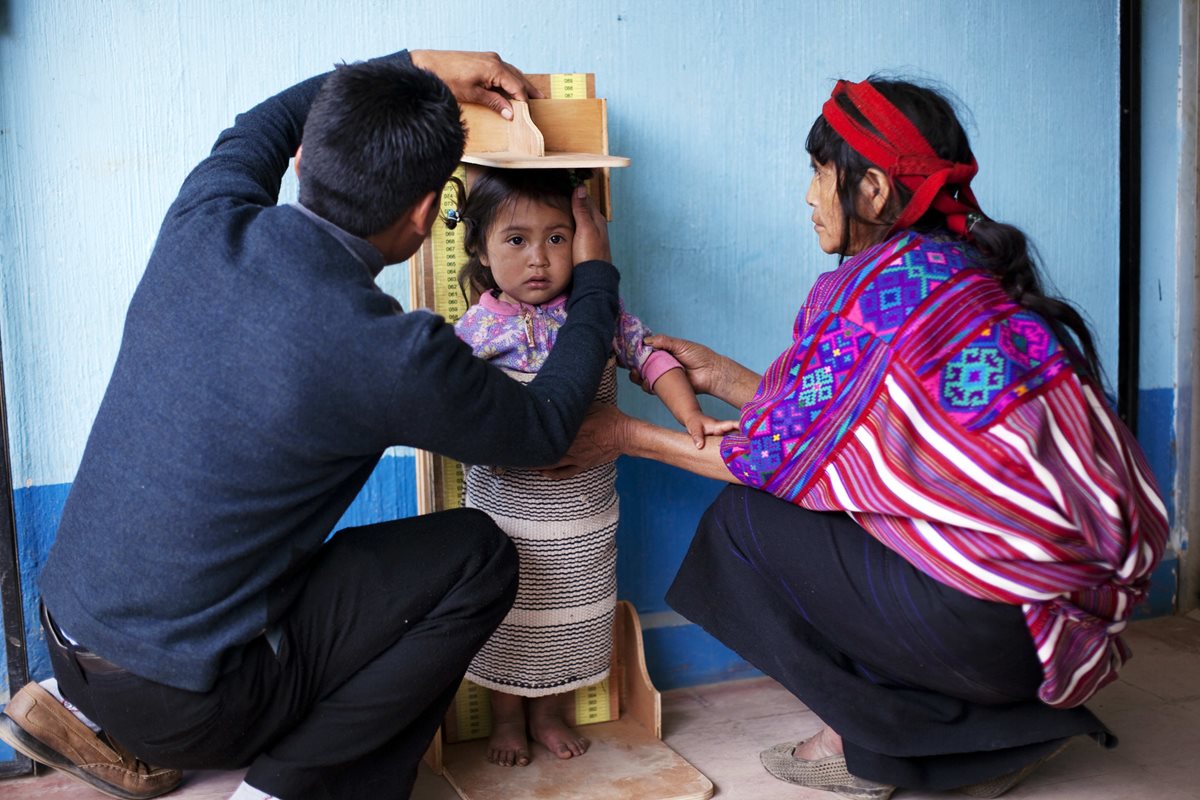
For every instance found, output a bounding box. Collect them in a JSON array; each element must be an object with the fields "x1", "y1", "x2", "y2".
[
  {"x1": 720, "y1": 230, "x2": 1168, "y2": 709},
  {"x1": 464, "y1": 364, "x2": 618, "y2": 695},
  {"x1": 454, "y1": 291, "x2": 681, "y2": 696}
]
